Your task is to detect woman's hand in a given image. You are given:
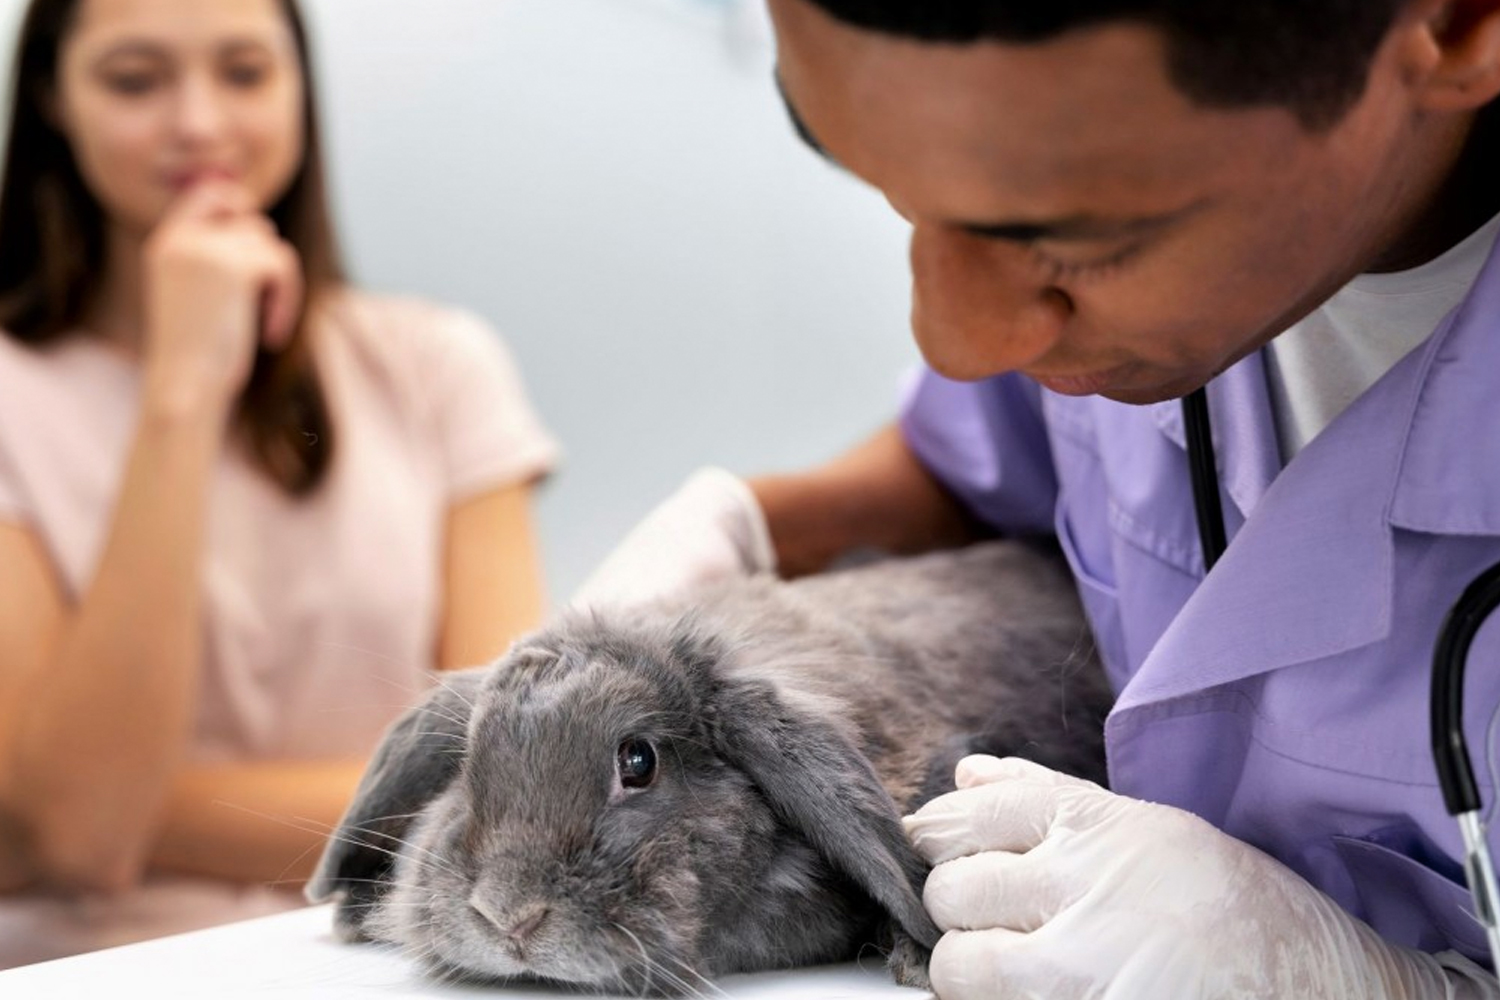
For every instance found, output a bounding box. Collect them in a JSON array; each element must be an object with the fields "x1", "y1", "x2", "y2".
[{"x1": 141, "y1": 180, "x2": 303, "y2": 417}]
